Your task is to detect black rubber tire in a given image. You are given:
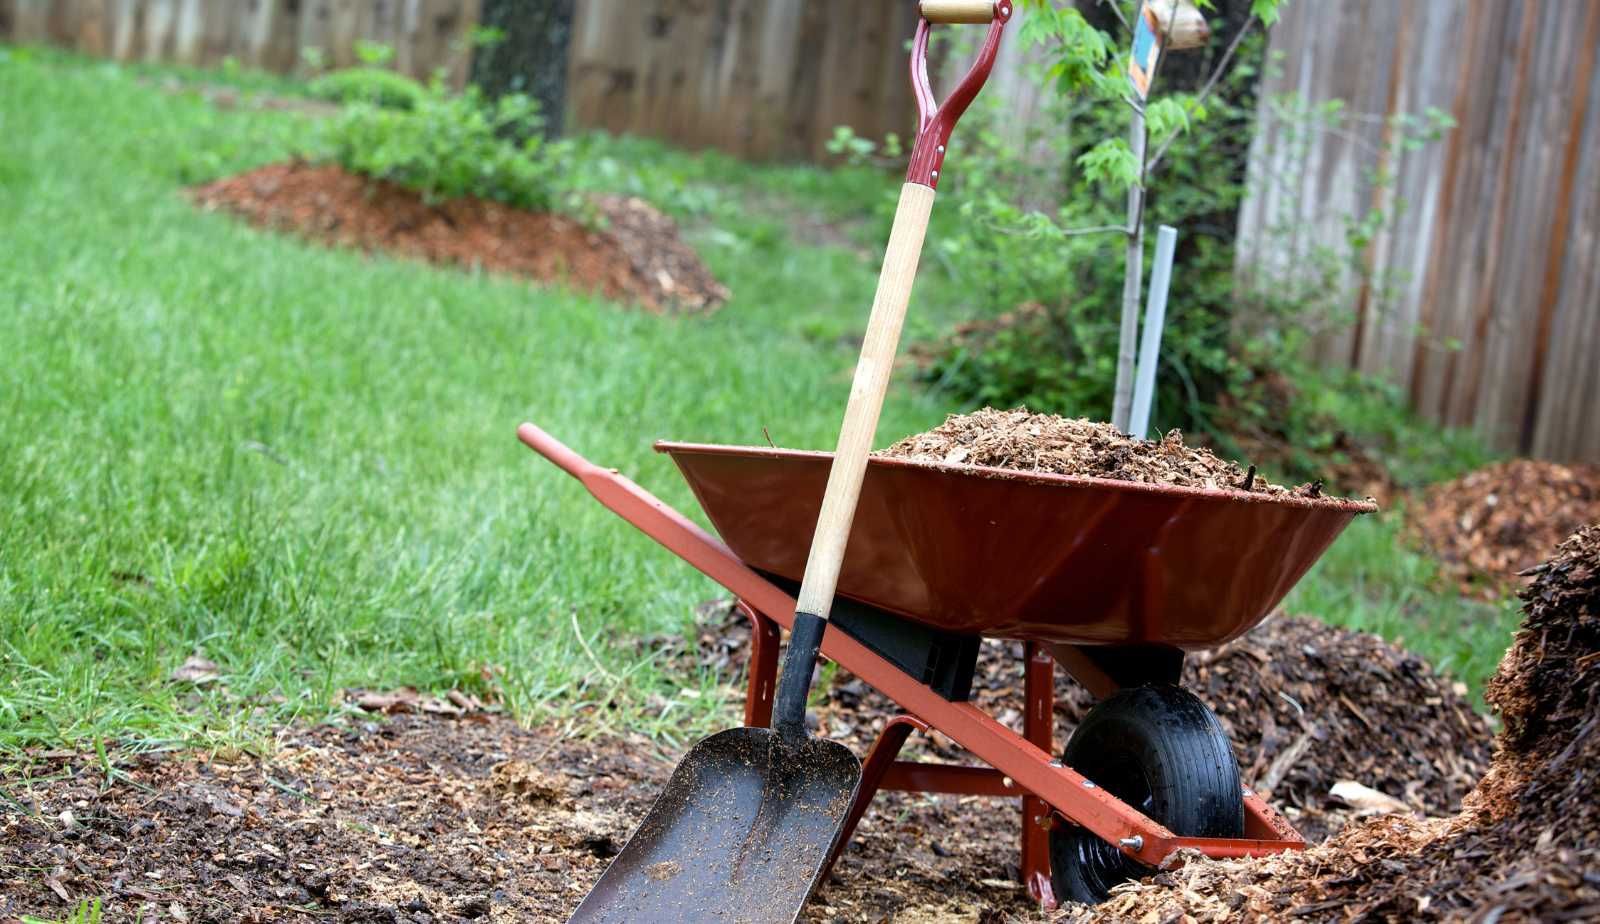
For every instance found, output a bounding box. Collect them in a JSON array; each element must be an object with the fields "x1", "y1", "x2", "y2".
[{"x1": 1048, "y1": 685, "x2": 1244, "y2": 905}]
